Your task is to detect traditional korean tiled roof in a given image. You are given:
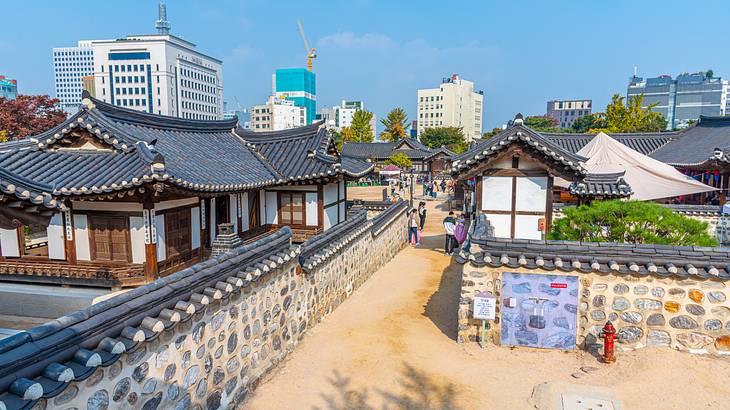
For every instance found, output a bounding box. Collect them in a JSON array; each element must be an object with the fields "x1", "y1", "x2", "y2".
[
  {"x1": 424, "y1": 146, "x2": 456, "y2": 160},
  {"x1": 650, "y1": 116, "x2": 730, "y2": 167},
  {"x1": 0, "y1": 228, "x2": 298, "y2": 409},
  {"x1": 237, "y1": 122, "x2": 374, "y2": 182},
  {"x1": 457, "y1": 234, "x2": 730, "y2": 281},
  {"x1": 451, "y1": 118, "x2": 588, "y2": 178},
  {"x1": 341, "y1": 138, "x2": 434, "y2": 161},
  {"x1": 543, "y1": 132, "x2": 678, "y2": 156},
  {"x1": 568, "y1": 172, "x2": 633, "y2": 197}
]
